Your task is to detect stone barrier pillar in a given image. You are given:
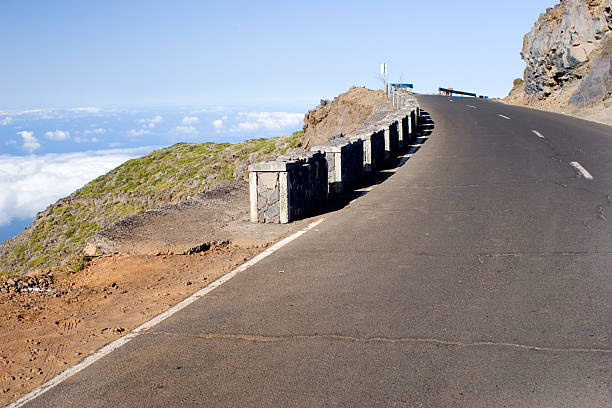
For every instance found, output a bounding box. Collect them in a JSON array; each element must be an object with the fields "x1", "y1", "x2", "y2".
[
  {"x1": 351, "y1": 129, "x2": 385, "y2": 174},
  {"x1": 383, "y1": 120, "x2": 399, "y2": 161},
  {"x1": 248, "y1": 152, "x2": 327, "y2": 224},
  {"x1": 312, "y1": 138, "x2": 363, "y2": 194},
  {"x1": 285, "y1": 151, "x2": 328, "y2": 220},
  {"x1": 249, "y1": 160, "x2": 296, "y2": 223},
  {"x1": 399, "y1": 113, "x2": 410, "y2": 148}
]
